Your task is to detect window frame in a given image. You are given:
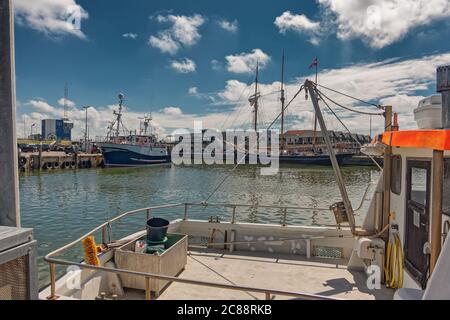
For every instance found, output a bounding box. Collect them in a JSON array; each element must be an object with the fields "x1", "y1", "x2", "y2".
[
  {"x1": 391, "y1": 154, "x2": 402, "y2": 195},
  {"x1": 443, "y1": 158, "x2": 450, "y2": 217}
]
